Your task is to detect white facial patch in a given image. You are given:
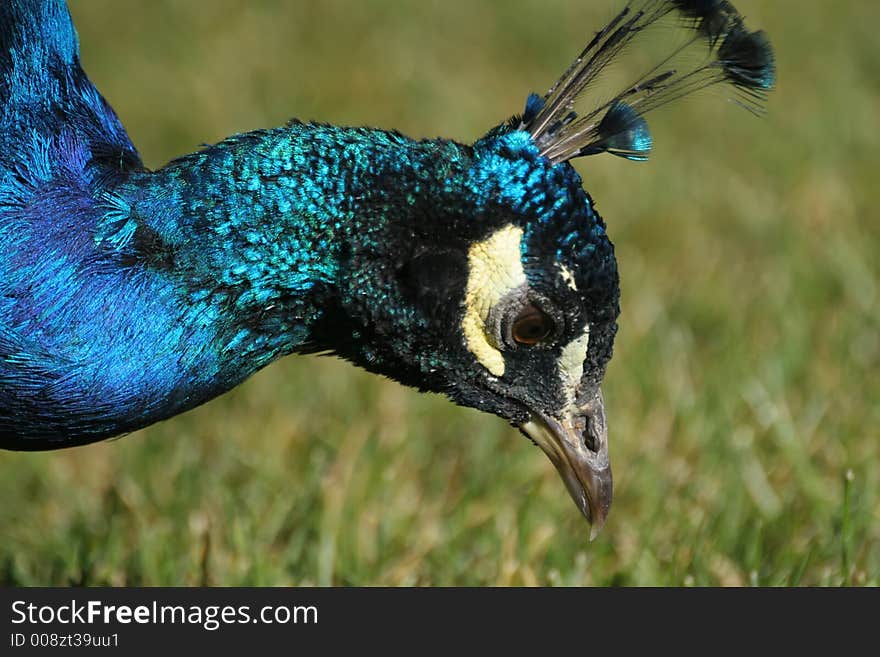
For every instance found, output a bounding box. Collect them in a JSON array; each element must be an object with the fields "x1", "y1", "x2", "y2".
[
  {"x1": 559, "y1": 264, "x2": 578, "y2": 291},
  {"x1": 558, "y1": 327, "x2": 590, "y2": 407},
  {"x1": 462, "y1": 225, "x2": 526, "y2": 377}
]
